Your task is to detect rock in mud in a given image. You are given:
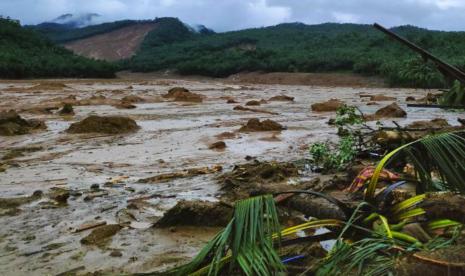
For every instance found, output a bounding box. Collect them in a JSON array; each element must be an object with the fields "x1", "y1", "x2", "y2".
[
  {"x1": 417, "y1": 92, "x2": 441, "y2": 104},
  {"x1": 138, "y1": 166, "x2": 223, "y2": 184},
  {"x1": 155, "y1": 200, "x2": 233, "y2": 227},
  {"x1": 209, "y1": 141, "x2": 226, "y2": 150},
  {"x1": 80, "y1": 224, "x2": 122, "y2": 245},
  {"x1": 269, "y1": 95, "x2": 294, "y2": 101},
  {"x1": 406, "y1": 96, "x2": 416, "y2": 101},
  {"x1": 239, "y1": 118, "x2": 285, "y2": 132},
  {"x1": 110, "y1": 250, "x2": 123, "y2": 257},
  {"x1": 0, "y1": 110, "x2": 46, "y2": 136},
  {"x1": 233, "y1": 105, "x2": 278, "y2": 115},
  {"x1": 406, "y1": 118, "x2": 450, "y2": 129},
  {"x1": 215, "y1": 131, "x2": 237, "y2": 139},
  {"x1": 396, "y1": 244, "x2": 465, "y2": 275},
  {"x1": 0, "y1": 190, "x2": 42, "y2": 216},
  {"x1": 311, "y1": 99, "x2": 344, "y2": 112},
  {"x1": 420, "y1": 192, "x2": 465, "y2": 224},
  {"x1": 113, "y1": 101, "x2": 137, "y2": 109},
  {"x1": 369, "y1": 94, "x2": 396, "y2": 101},
  {"x1": 226, "y1": 99, "x2": 238, "y2": 104},
  {"x1": 58, "y1": 104, "x2": 74, "y2": 115},
  {"x1": 245, "y1": 100, "x2": 261, "y2": 106},
  {"x1": 2, "y1": 146, "x2": 43, "y2": 160},
  {"x1": 374, "y1": 103, "x2": 406, "y2": 118},
  {"x1": 219, "y1": 161, "x2": 299, "y2": 200},
  {"x1": 121, "y1": 95, "x2": 145, "y2": 103},
  {"x1": 163, "y1": 87, "x2": 203, "y2": 102},
  {"x1": 49, "y1": 187, "x2": 70, "y2": 204},
  {"x1": 66, "y1": 116, "x2": 140, "y2": 134}
]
